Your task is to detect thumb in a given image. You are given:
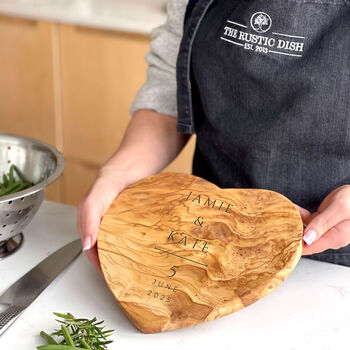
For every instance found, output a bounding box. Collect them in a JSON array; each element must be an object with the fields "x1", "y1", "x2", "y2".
[
  {"x1": 79, "y1": 202, "x2": 102, "y2": 251},
  {"x1": 77, "y1": 197, "x2": 102, "y2": 251}
]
